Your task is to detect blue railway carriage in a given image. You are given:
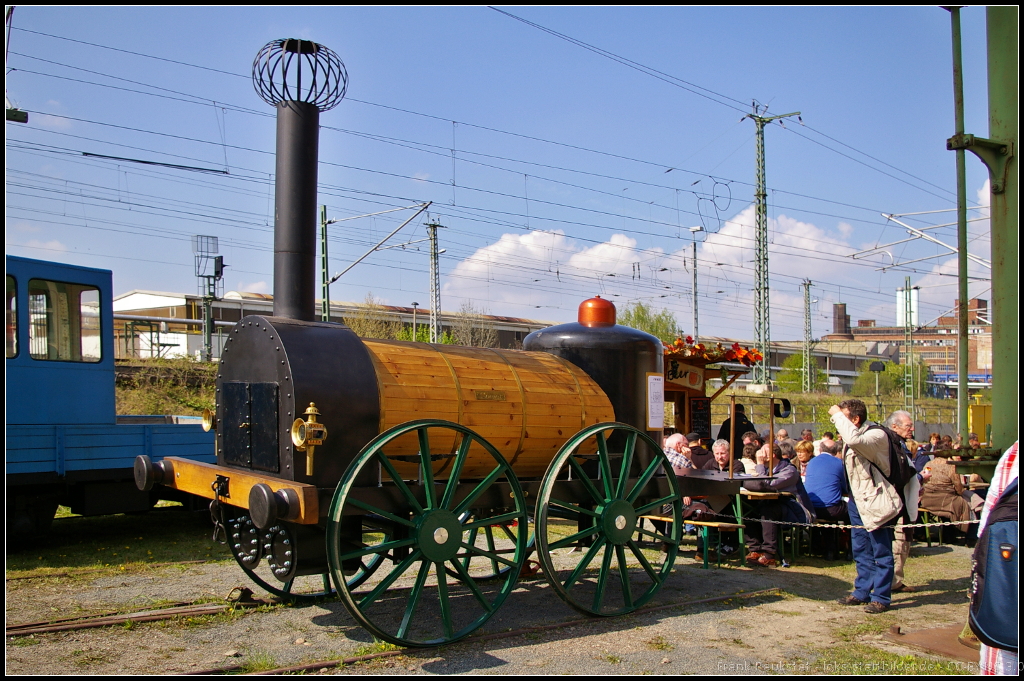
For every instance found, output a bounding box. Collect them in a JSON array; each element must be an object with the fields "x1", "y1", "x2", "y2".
[{"x1": 5, "y1": 255, "x2": 215, "y2": 537}]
